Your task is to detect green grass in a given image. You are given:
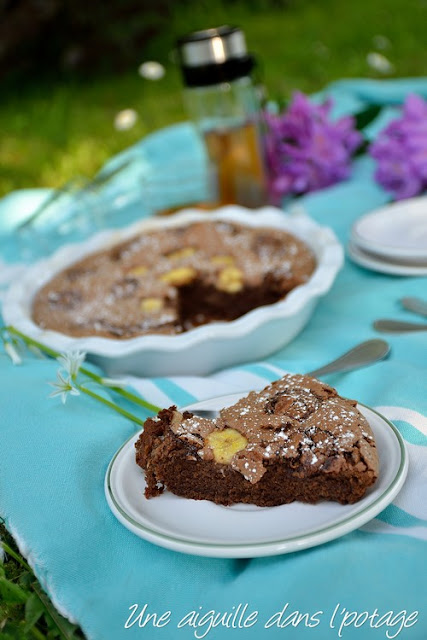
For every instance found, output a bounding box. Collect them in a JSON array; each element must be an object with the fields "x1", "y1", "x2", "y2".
[
  {"x1": 0, "y1": 521, "x2": 85, "y2": 639},
  {"x1": 1, "y1": 0, "x2": 427, "y2": 198}
]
